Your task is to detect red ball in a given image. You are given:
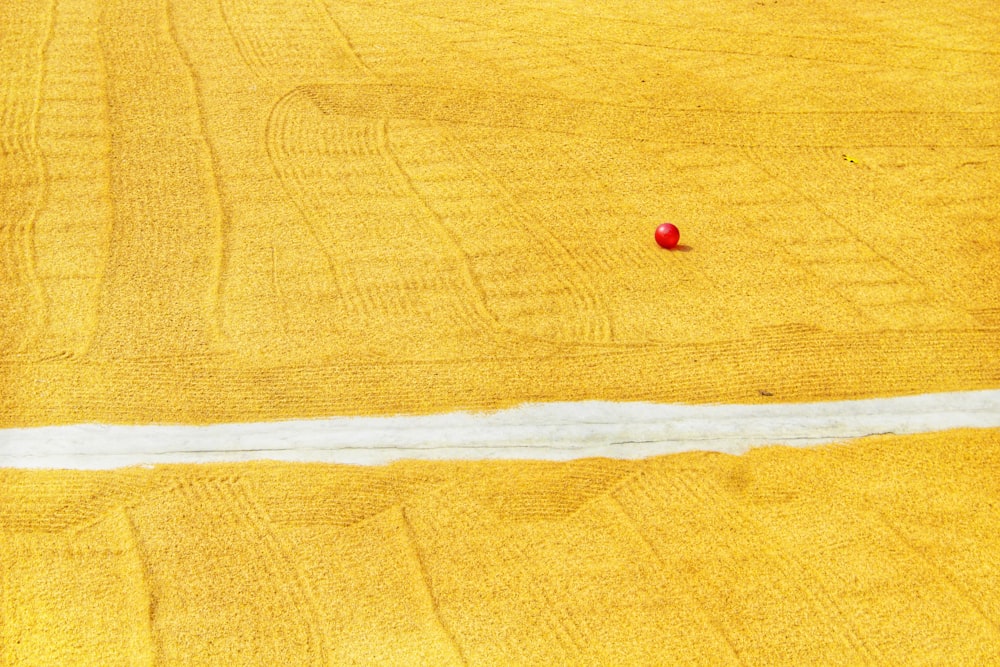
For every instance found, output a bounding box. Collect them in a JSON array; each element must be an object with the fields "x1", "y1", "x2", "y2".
[{"x1": 655, "y1": 223, "x2": 680, "y2": 249}]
